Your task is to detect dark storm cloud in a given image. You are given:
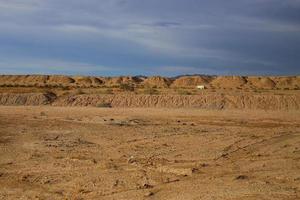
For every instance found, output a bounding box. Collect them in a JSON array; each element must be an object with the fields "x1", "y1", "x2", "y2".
[{"x1": 0, "y1": 0, "x2": 299, "y2": 75}]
